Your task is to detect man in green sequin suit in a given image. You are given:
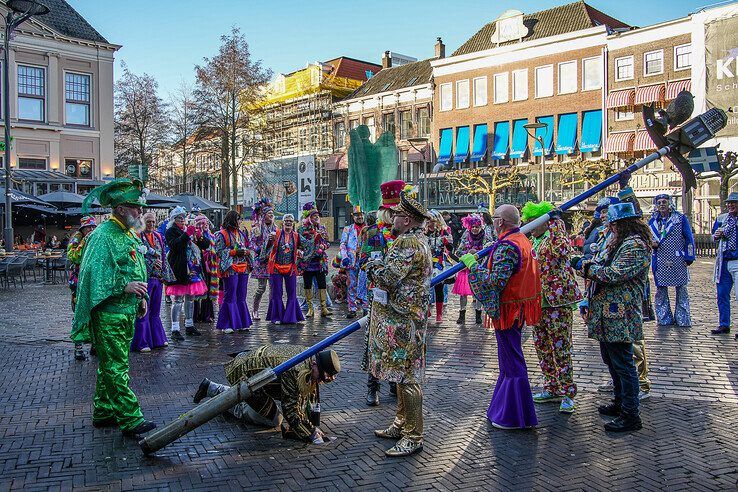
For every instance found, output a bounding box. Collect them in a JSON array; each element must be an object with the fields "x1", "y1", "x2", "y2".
[{"x1": 71, "y1": 179, "x2": 157, "y2": 436}]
